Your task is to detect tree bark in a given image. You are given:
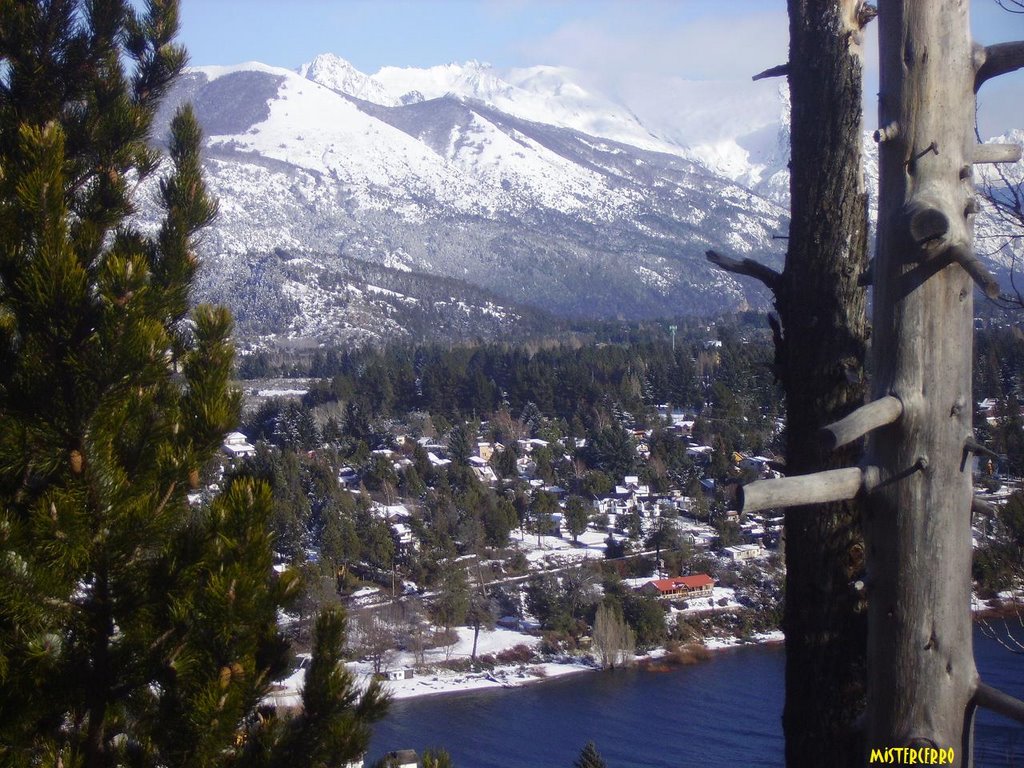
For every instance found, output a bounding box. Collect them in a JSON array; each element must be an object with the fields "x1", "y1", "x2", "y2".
[
  {"x1": 779, "y1": 1, "x2": 871, "y2": 765},
  {"x1": 865, "y1": 1, "x2": 979, "y2": 760}
]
